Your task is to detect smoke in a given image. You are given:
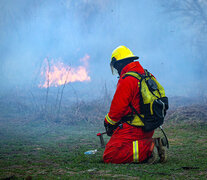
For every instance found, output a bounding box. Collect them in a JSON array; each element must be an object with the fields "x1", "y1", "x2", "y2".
[{"x1": 0, "y1": 0, "x2": 206, "y2": 97}]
